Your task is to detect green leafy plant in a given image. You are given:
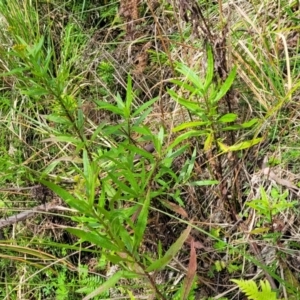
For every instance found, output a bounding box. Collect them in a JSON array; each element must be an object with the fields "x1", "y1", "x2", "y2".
[
  {"x1": 167, "y1": 45, "x2": 261, "y2": 214},
  {"x1": 168, "y1": 46, "x2": 260, "y2": 153},
  {"x1": 40, "y1": 74, "x2": 192, "y2": 299},
  {"x1": 247, "y1": 186, "x2": 296, "y2": 227}
]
